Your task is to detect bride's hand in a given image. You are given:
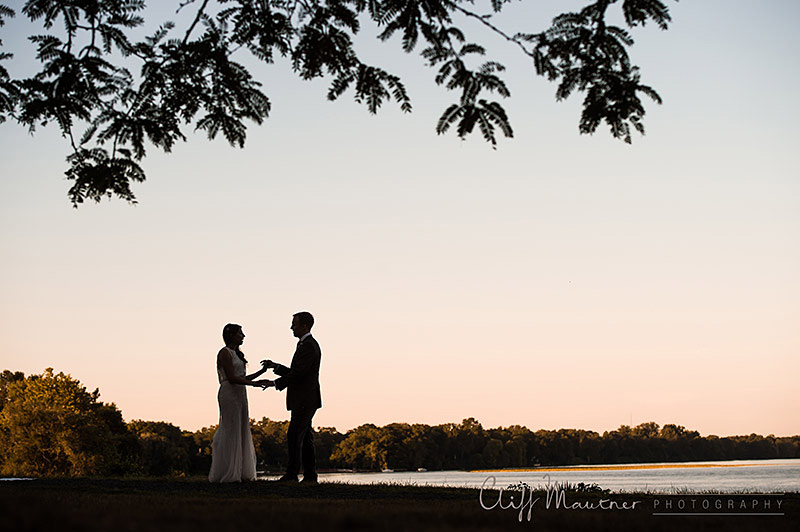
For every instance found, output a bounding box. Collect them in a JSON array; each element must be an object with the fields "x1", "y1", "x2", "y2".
[{"x1": 260, "y1": 379, "x2": 274, "y2": 390}]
